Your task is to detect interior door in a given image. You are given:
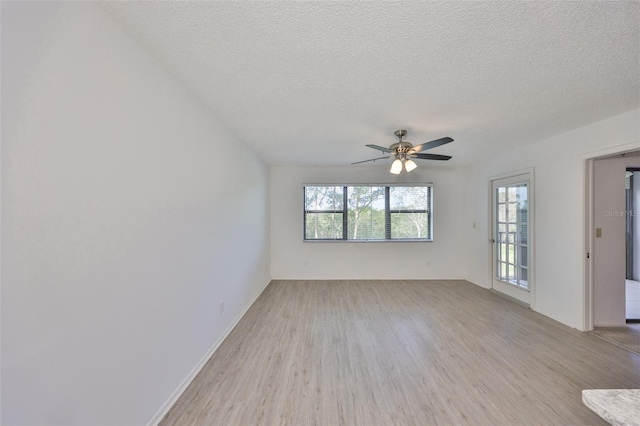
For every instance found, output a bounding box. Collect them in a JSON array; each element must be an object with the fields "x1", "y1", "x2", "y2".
[{"x1": 492, "y1": 174, "x2": 532, "y2": 306}]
